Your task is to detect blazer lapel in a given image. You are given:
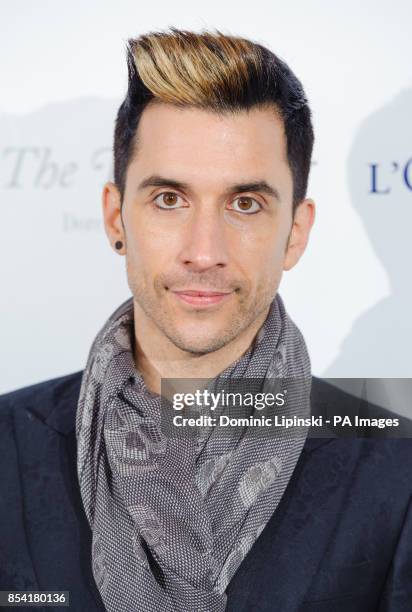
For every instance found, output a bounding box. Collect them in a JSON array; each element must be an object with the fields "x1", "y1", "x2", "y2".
[
  {"x1": 226, "y1": 378, "x2": 364, "y2": 611},
  {"x1": 13, "y1": 383, "x2": 104, "y2": 611},
  {"x1": 226, "y1": 436, "x2": 364, "y2": 611}
]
